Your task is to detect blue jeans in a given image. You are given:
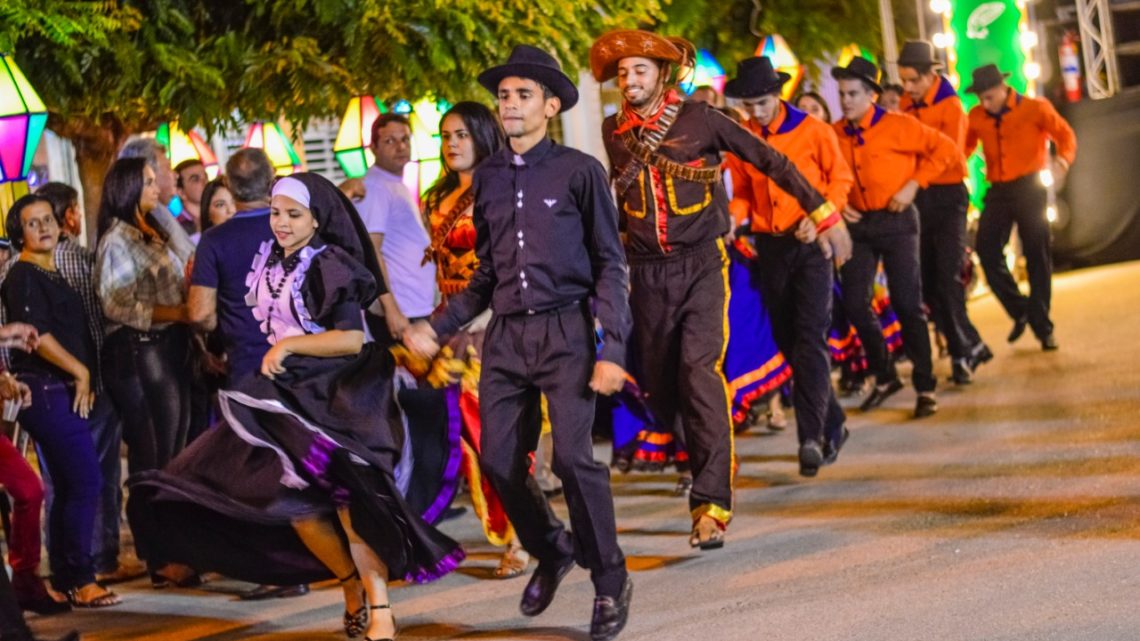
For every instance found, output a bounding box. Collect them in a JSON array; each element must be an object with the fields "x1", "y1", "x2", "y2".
[
  {"x1": 40, "y1": 394, "x2": 123, "y2": 574},
  {"x1": 17, "y1": 374, "x2": 101, "y2": 590}
]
